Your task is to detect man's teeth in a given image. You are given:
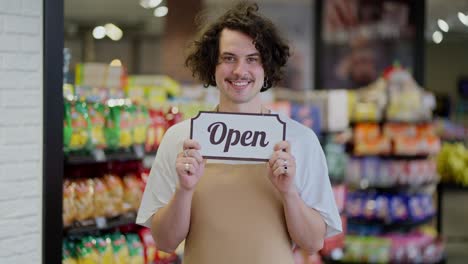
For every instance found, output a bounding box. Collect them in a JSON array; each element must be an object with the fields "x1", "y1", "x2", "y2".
[{"x1": 232, "y1": 81, "x2": 249, "y2": 86}]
